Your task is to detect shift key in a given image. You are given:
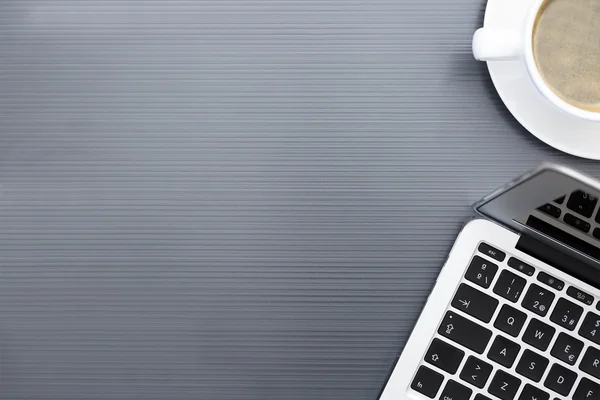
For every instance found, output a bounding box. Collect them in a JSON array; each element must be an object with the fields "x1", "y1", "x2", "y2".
[{"x1": 438, "y1": 311, "x2": 492, "y2": 354}]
